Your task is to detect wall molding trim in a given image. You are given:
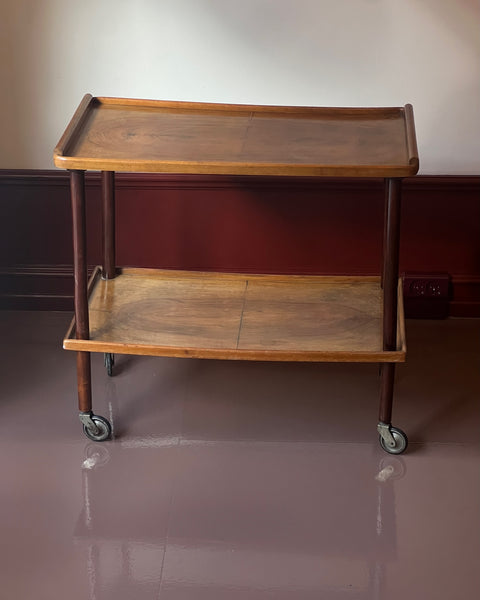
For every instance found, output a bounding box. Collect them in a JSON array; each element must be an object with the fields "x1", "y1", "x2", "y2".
[
  {"x1": 1, "y1": 170, "x2": 479, "y2": 316},
  {"x1": 1, "y1": 169, "x2": 479, "y2": 190},
  {"x1": 2, "y1": 266, "x2": 479, "y2": 317},
  {"x1": 449, "y1": 275, "x2": 480, "y2": 318}
]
